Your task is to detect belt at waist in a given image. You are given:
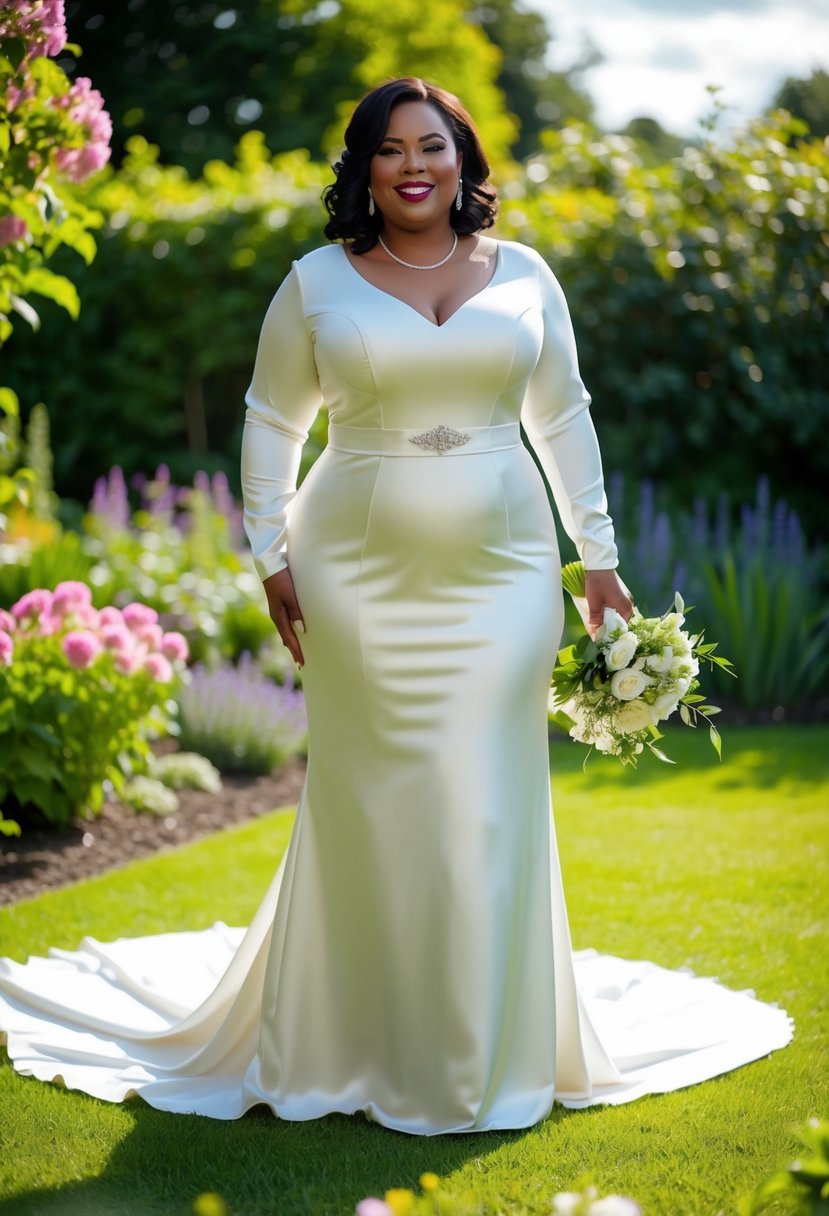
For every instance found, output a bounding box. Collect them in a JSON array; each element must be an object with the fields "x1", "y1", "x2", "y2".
[{"x1": 326, "y1": 421, "x2": 521, "y2": 457}]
